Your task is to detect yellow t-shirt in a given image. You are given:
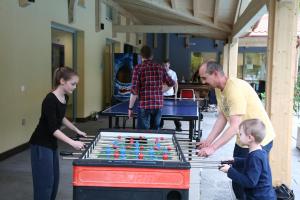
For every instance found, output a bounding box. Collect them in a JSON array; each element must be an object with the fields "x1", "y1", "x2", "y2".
[{"x1": 215, "y1": 78, "x2": 275, "y2": 147}]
